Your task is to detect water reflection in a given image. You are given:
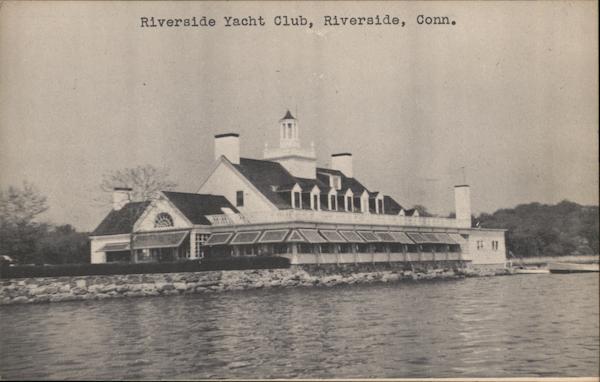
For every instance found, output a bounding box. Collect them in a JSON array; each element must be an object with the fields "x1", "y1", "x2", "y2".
[{"x1": 1, "y1": 274, "x2": 598, "y2": 379}]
